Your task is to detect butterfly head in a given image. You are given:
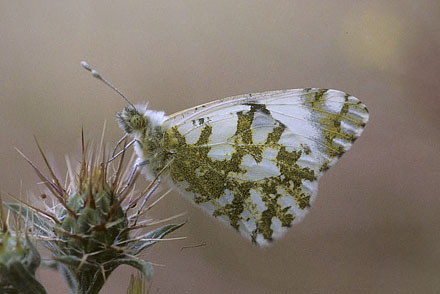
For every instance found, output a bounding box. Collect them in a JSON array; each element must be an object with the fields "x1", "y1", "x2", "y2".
[{"x1": 116, "y1": 104, "x2": 148, "y2": 134}]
